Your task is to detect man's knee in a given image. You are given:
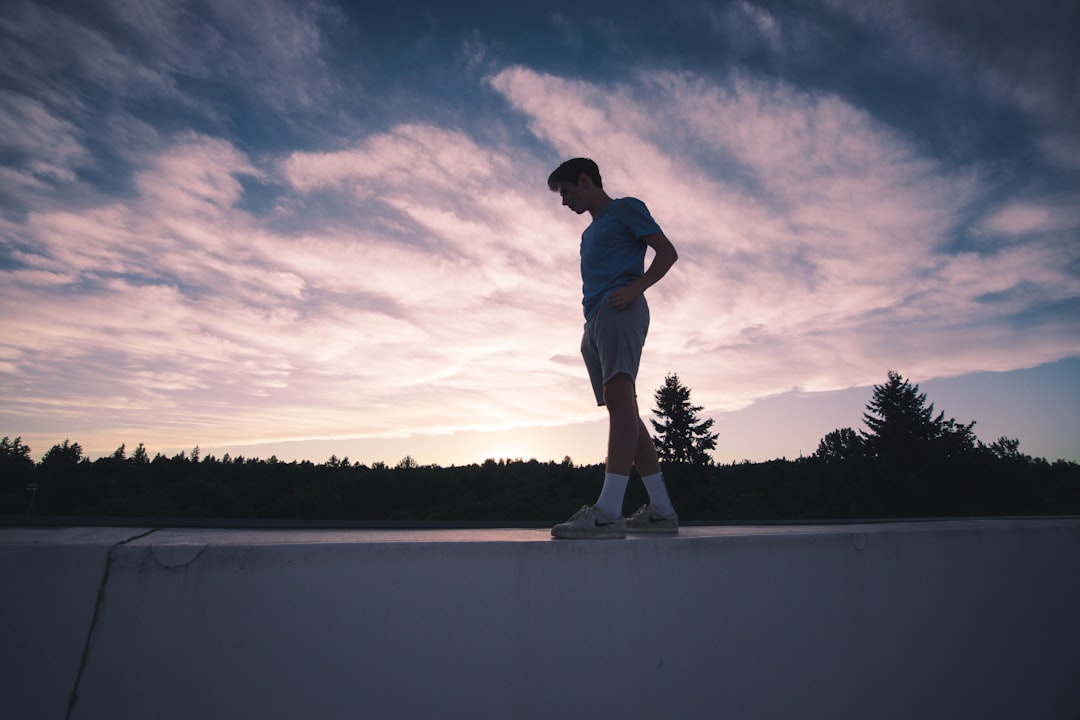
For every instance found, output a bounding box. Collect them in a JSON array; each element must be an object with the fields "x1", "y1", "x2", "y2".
[{"x1": 602, "y1": 373, "x2": 636, "y2": 408}]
